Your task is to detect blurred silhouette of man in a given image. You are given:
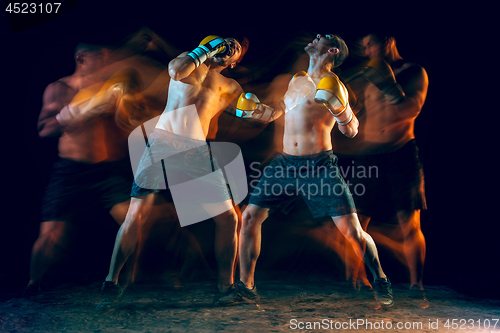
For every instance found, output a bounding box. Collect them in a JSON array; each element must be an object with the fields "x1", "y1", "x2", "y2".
[
  {"x1": 97, "y1": 36, "x2": 245, "y2": 309},
  {"x1": 334, "y1": 32, "x2": 429, "y2": 293},
  {"x1": 25, "y1": 43, "x2": 147, "y2": 296}
]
